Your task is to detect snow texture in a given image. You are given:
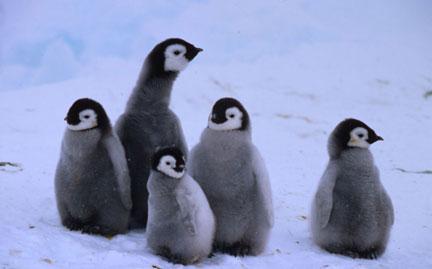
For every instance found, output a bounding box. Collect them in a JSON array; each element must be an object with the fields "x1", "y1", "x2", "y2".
[{"x1": 1, "y1": 0, "x2": 432, "y2": 268}]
